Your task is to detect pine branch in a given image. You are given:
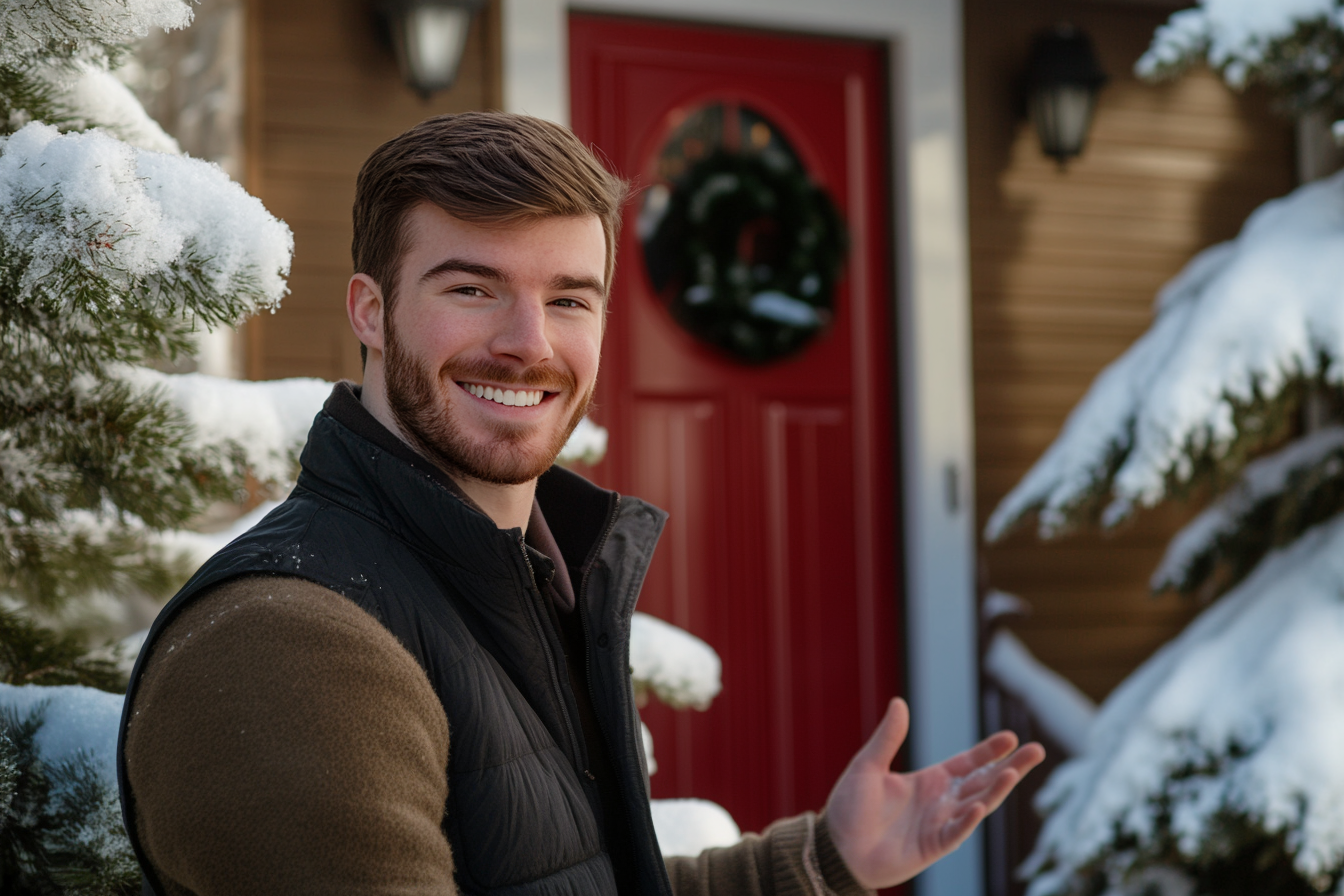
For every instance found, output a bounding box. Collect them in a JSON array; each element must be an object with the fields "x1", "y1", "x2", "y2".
[
  {"x1": 0, "y1": 702, "x2": 138, "y2": 896},
  {"x1": 1139, "y1": 12, "x2": 1344, "y2": 123},
  {"x1": 0, "y1": 65, "x2": 76, "y2": 136},
  {"x1": 0, "y1": 609, "x2": 128, "y2": 693}
]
